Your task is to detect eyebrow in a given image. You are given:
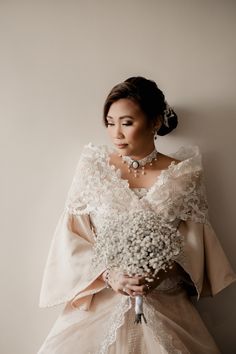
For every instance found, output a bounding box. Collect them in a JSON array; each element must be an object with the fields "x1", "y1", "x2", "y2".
[{"x1": 106, "y1": 115, "x2": 134, "y2": 120}]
